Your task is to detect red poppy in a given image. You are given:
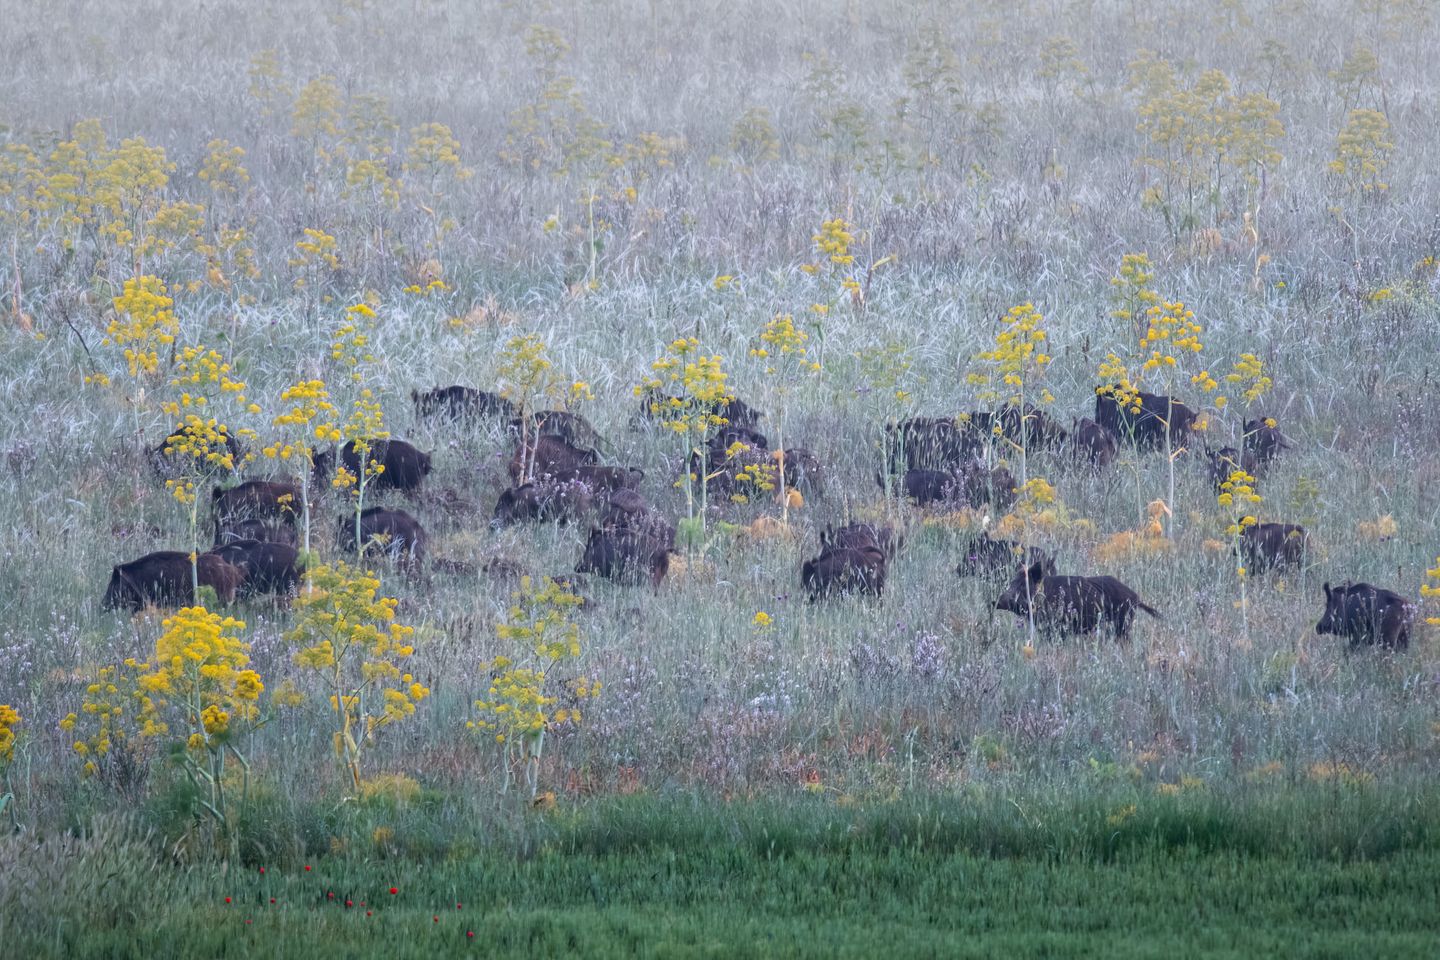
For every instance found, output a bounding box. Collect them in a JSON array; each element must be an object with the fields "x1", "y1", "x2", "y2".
[
  {"x1": 224, "y1": 897, "x2": 231, "y2": 904},
  {"x1": 389, "y1": 887, "x2": 398, "y2": 895}
]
